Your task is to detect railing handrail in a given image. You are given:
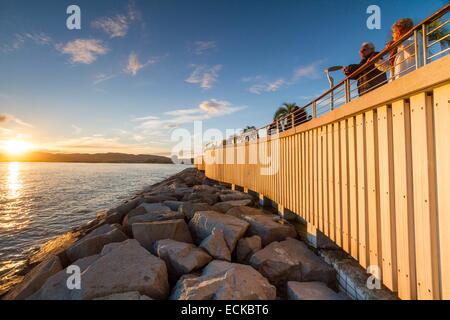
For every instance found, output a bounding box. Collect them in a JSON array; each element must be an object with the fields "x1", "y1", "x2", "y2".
[{"x1": 204, "y1": 3, "x2": 450, "y2": 151}]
